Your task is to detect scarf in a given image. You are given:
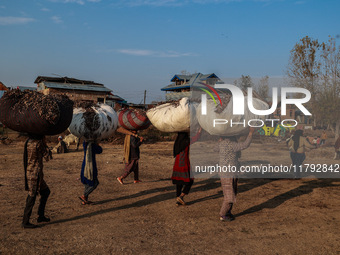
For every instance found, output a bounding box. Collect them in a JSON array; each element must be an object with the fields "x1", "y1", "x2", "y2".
[
  {"x1": 173, "y1": 132, "x2": 190, "y2": 157},
  {"x1": 84, "y1": 142, "x2": 93, "y2": 181},
  {"x1": 124, "y1": 135, "x2": 131, "y2": 163}
]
